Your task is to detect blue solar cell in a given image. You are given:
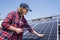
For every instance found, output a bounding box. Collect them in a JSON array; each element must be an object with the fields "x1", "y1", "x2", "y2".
[{"x1": 50, "y1": 34, "x2": 57, "y2": 38}]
